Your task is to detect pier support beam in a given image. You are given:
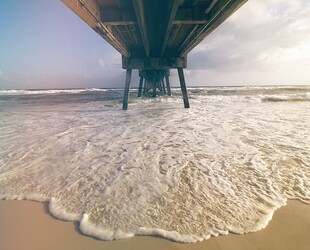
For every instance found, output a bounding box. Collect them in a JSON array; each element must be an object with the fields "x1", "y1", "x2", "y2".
[
  {"x1": 177, "y1": 68, "x2": 190, "y2": 108},
  {"x1": 138, "y1": 76, "x2": 143, "y2": 97},
  {"x1": 143, "y1": 79, "x2": 147, "y2": 94},
  {"x1": 122, "y1": 69, "x2": 132, "y2": 110},
  {"x1": 121, "y1": 68, "x2": 188, "y2": 109},
  {"x1": 152, "y1": 81, "x2": 157, "y2": 97},
  {"x1": 162, "y1": 79, "x2": 166, "y2": 94},
  {"x1": 165, "y1": 76, "x2": 171, "y2": 96}
]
